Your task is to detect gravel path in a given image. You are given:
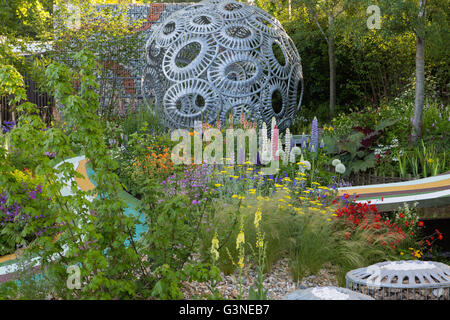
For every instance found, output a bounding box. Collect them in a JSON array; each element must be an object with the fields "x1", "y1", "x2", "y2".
[{"x1": 181, "y1": 259, "x2": 339, "y2": 300}]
